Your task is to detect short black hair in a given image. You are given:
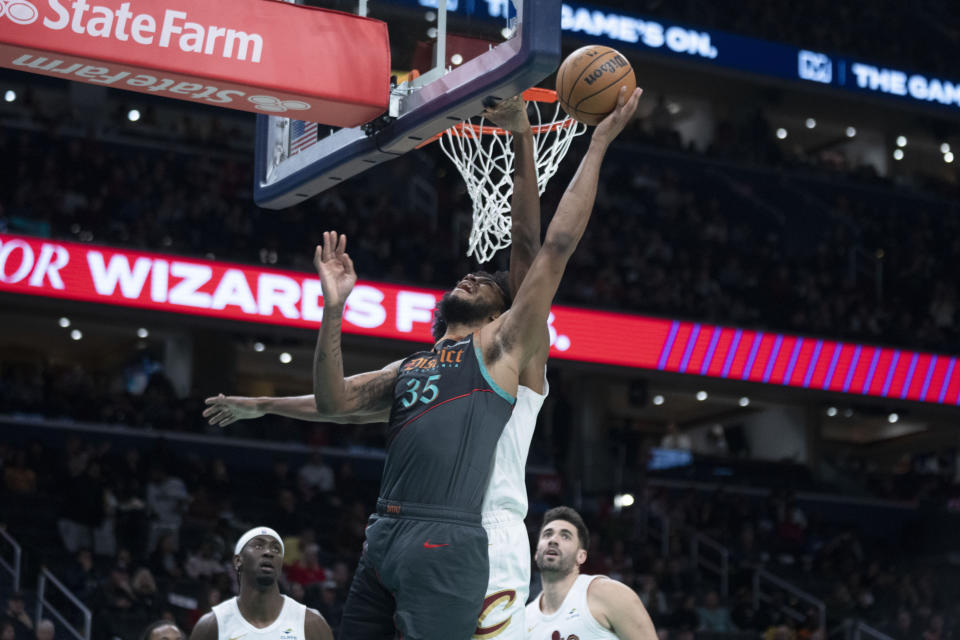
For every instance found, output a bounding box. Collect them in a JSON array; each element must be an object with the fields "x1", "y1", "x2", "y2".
[
  {"x1": 431, "y1": 270, "x2": 512, "y2": 341},
  {"x1": 540, "y1": 506, "x2": 590, "y2": 551},
  {"x1": 140, "y1": 620, "x2": 181, "y2": 640}
]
